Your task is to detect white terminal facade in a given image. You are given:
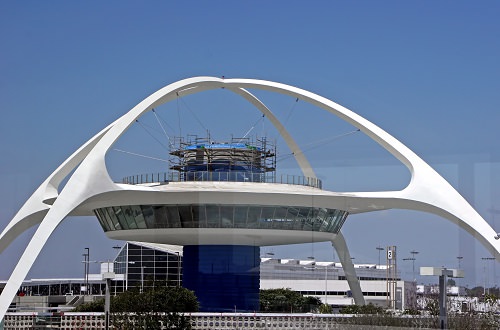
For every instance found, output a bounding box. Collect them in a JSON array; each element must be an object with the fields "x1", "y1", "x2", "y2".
[
  {"x1": 1, "y1": 241, "x2": 416, "y2": 312},
  {"x1": 0, "y1": 77, "x2": 499, "y2": 318}
]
